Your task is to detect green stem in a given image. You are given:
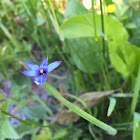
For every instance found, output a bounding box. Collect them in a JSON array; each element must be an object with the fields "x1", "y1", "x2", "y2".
[
  {"x1": 99, "y1": 0, "x2": 105, "y2": 57},
  {"x1": 91, "y1": 0, "x2": 97, "y2": 38},
  {"x1": 43, "y1": 82, "x2": 117, "y2": 135},
  {"x1": 0, "y1": 110, "x2": 49, "y2": 128}
]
